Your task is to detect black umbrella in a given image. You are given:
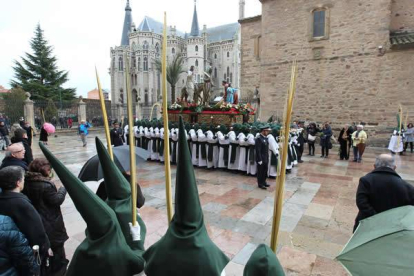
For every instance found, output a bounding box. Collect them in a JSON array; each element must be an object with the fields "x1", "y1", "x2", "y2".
[{"x1": 78, "y1": 146, "x2": 150, "y2": 182}]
